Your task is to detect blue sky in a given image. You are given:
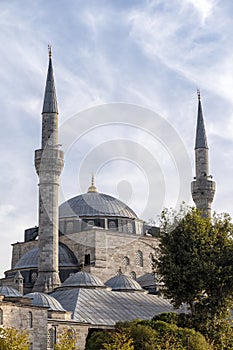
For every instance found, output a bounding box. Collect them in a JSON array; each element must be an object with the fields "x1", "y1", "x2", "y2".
[{"x1": 0, "y1": 0, "x2": 233, "y2": 276}]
